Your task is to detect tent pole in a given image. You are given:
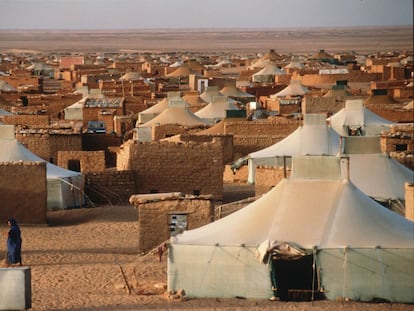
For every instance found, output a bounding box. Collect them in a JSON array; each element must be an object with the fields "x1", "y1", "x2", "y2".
[
  {"x1": 311, "y1": 246, "x2": 317, "y2": 304},
  {"x1": 342, "y1": 246, "x2": 349, "y2": 304}
]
